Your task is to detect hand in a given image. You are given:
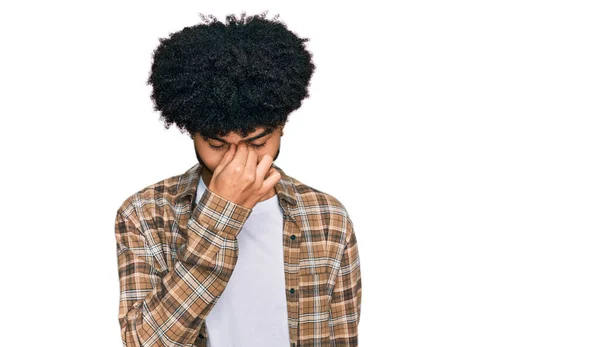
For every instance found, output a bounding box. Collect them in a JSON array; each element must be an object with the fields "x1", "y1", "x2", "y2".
[{"x1": 207, "y1": 142, "x2": 281, "y2": 210}]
